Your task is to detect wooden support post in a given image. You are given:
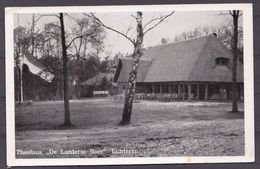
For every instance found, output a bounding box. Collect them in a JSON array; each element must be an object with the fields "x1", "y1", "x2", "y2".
[
  {"x1": 169, "y1": 84, "x2": 172, "y2": 94},
  {"x1": 238, "y1": 83, "x2": 241, "y2": 100},
  {"x1": 152, "y1": 84, "x2": 155, "y2": 94},
  {"x1": 178, "y1": 84, "x2": 181, "y2": 100},
  {"x1": 160, "y1": 84, "x2": 162, "y2": 94},
  {"x1": 197, "y1": 84, "x2": 200, "y2": 100},
  {"x1": 205, "y1": 84, "x2": 208, "y2": 100},
  {"x1": 188, "y1": 84, "x2": 192, "y2": 100}
]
